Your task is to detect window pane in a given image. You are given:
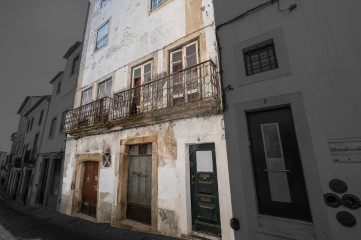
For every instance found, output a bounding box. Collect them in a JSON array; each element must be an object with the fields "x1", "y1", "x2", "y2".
[
  {"x1": 261, "y1": 123, "x2": 291, "y2": 203},
  {"x1": 172, "y1": 51, "x2": 182, "y2": 63},
  {"x1": 196, "y1": 151, "x2": 213, "y2": 172},
  {"x1": 133, "y1": 68, "x2": 141, "y2": 79},
  {"x1": 144, "y1": 63, "x2": 152, "y2": 83},
  {"x1": 82, "y1": 88, "x2": 92, "y2": 105},
  {"x1": 105, "y1": 80, "x2": 112, "y2": 97}
]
